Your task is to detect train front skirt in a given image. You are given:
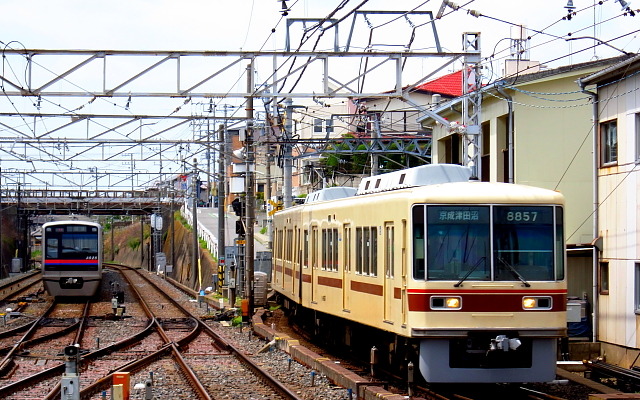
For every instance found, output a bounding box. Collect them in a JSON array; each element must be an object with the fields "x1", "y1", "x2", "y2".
[{"x1": 419, "y1": 337, "x2": 557, "y2": 383}]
